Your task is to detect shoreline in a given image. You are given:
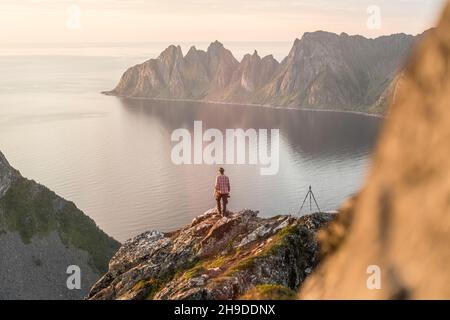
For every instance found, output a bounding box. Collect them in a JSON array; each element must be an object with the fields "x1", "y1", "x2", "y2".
[{"x1": 102, "y1": 92, "x2": 385, "y2": 119}]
